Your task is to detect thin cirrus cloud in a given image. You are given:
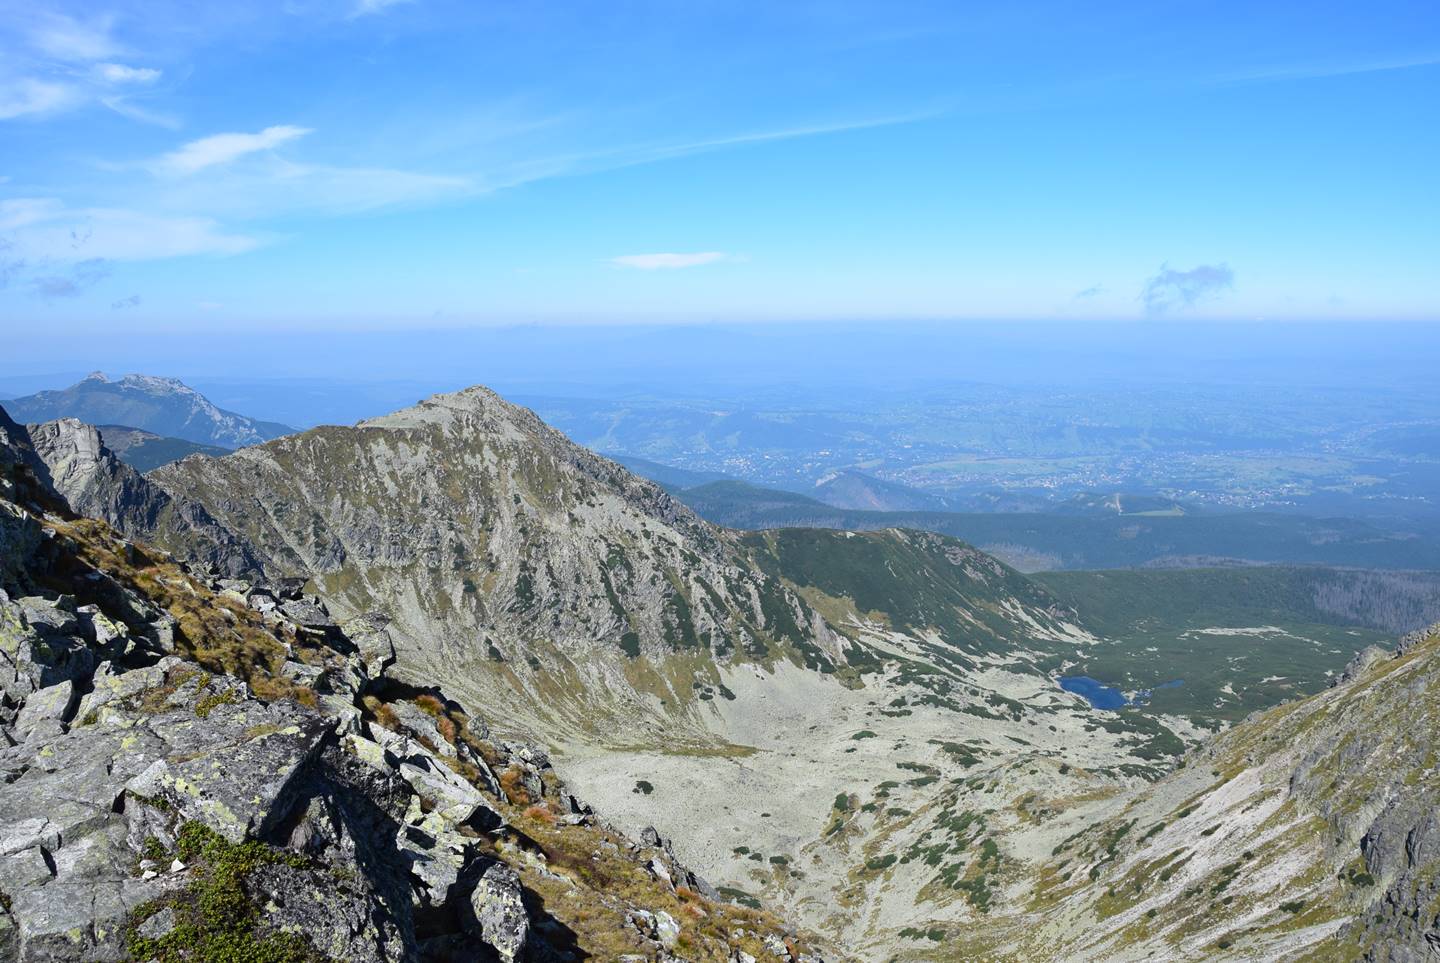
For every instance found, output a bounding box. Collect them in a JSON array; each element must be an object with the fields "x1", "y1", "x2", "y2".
[
  {"x1": 93, "y1": 63, "x2": 161, "y2": 85},
  {"x1": 24, "y1": 10, "x2": 124, "y2": 62},
  {"x1": 350, "y1": 0, "x2": 415, "y2": 18},
  {"x1": 0, "y1": 78, "x2": 80, "y2": 120},
  {"x1": 0, "y1": 11, "x2": 167, "y2": 124},
  {"x1": 153, "y1": 126, "x2": 314, "y2": 176},
  {"x1": 1140, "y1": 262, "x2": 1235, "y2": 315},
  {"x1": 610, "y1": 252, "x2": 730, "y2": 270},
  {"x1": 0, "y1": 197, "x2": 260, "y2": 262},
  {"x1": 1219, "y1": 53, "x2": 1440, "y2": 84}
]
